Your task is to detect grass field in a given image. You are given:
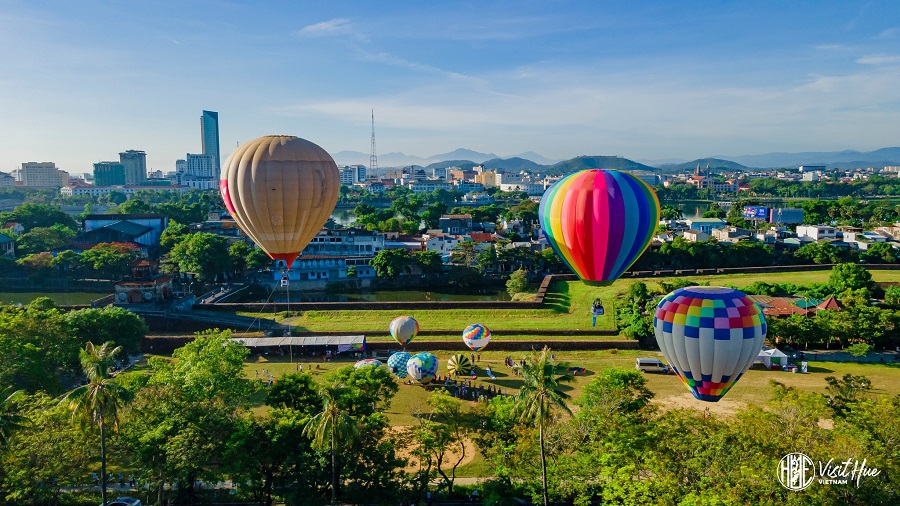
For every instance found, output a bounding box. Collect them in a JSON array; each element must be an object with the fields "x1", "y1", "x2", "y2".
[{"x1": 235, "y1": 269, "x2": 900, "y2": 335}]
